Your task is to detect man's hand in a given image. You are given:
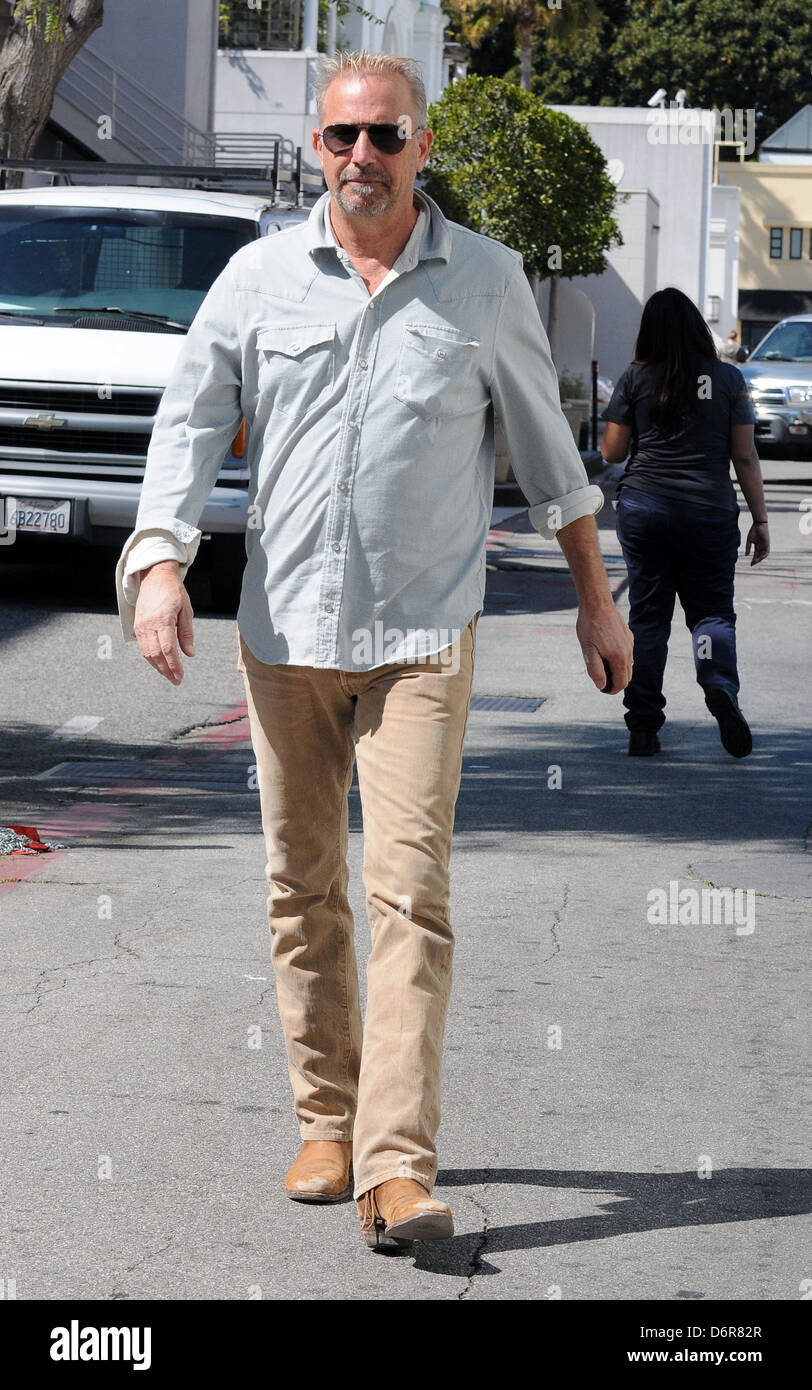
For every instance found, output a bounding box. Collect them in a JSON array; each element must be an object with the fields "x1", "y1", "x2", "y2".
[
  {"x1": 576, "y1": 600, "x2": 634, "y2": 694},
  {"x1": 133, "y1": 559, "x2": 194, "y2": 685}
]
